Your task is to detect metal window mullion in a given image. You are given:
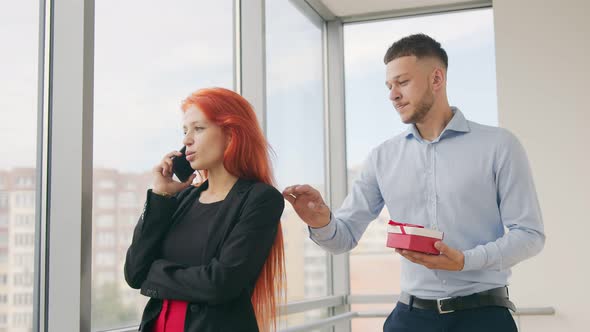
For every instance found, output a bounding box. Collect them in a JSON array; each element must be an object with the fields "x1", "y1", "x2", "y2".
[
  {"x1": 235, "y1": 0, "x2": 266, "y2": 133},
  {"x1": 34, "y1": 0, "x2": 52, "y2": 331},
  {"x1": 233, "y1": 0, "x2": 241, "y2": 95},
  {"x1": 44, "y1": 1, "x2": 94, "y2": 331},
  {"x1": 288, "y1": 0, "x2": 326, "y2": 28},
  {"x1": 323, "y1": 19, "x2": 350, "y2": 332}
]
